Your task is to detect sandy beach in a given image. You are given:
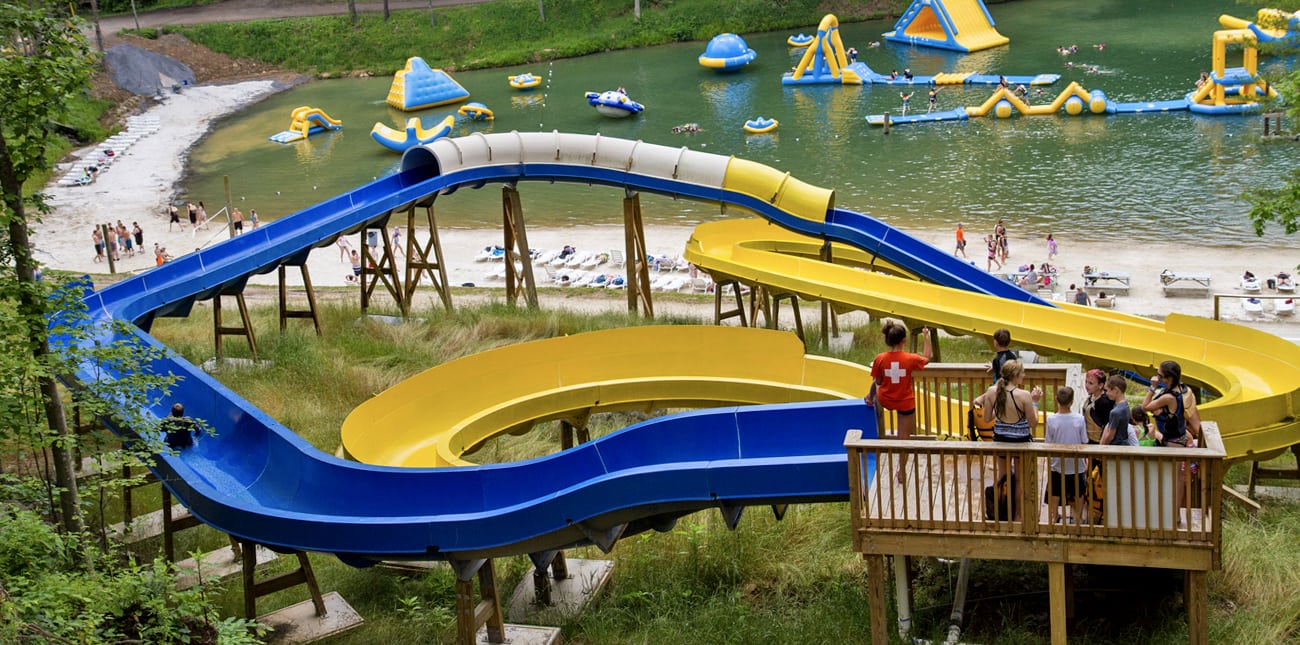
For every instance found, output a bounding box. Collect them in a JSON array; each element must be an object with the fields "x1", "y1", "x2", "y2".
[{"x1": 33, "y1": 80, "x2": 1300, "y2": 330}]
